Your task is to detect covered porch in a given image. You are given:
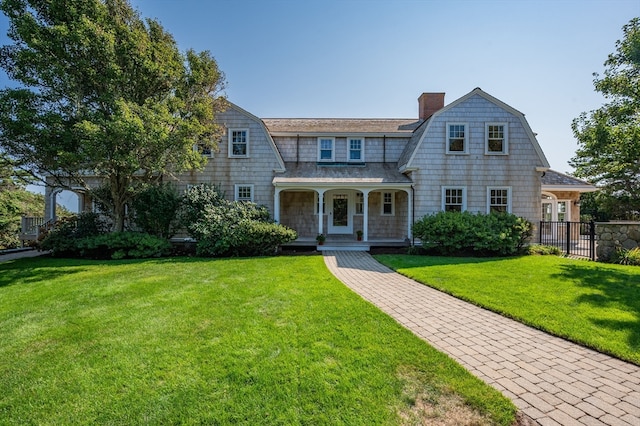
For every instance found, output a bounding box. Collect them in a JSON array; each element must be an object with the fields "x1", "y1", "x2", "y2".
[{"x1": 272, "y1": 163, "x2": 413, "y2": 246}]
